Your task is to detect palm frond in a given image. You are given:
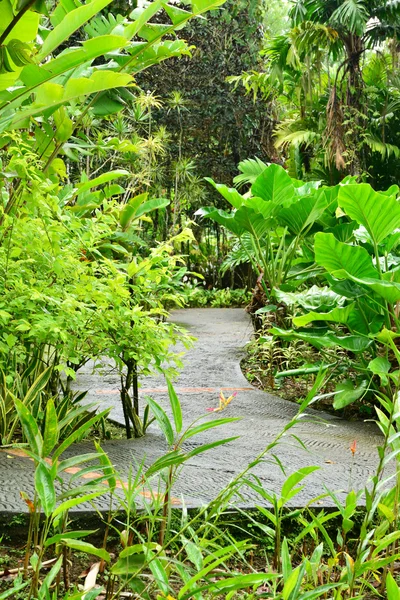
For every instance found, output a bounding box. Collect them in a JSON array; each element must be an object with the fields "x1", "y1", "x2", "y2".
[
  {"x1": 362, "y1": 52, "x2": 391, "y2": 87},
  {"x1": 233, "y1": 158, "x2": 269, "y2": 188},
  {"x1": 330, "y1": 0, "x2": 369, "y2": 35},
  {"x1": 292, "y1": 21, "x2": 339, "y2": 56},
  {"x1": 274, "y1": 121, "x2": 320, "y2": 149},
  {"x1": 365, "y1": 135, "x2": 400, "y2": 159},
  {"x1": 220, "y1": 235, "x2": 254, "y2": 273},
  {"x1": 262, "y1": 35, "x2": 292, "y2": 72},
  {"x1": 373, "y1": 0, "x2": 400, "y2": 19}
]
